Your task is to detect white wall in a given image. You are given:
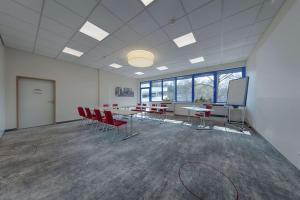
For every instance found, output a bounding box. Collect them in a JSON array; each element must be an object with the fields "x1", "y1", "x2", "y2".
[
  {"x1": 0, "y1": 42, "x2": 5, "y2": 135},
  {"x1": 5, "y1": 48, "x2": 99, "y2": 129},
  {"x1": 99, "y1": 70, "x2": 138, "y2": 106},
  {"x1": 247, "y1": 0, "x2": 300, "y2": 169}
]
